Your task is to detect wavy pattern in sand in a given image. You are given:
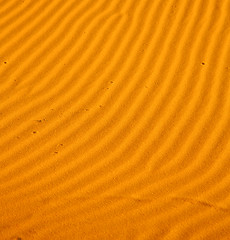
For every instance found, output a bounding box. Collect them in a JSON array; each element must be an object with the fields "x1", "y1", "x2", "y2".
[{"x1": 1, "y1": 0, "x2": 230, "y2": 239}]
